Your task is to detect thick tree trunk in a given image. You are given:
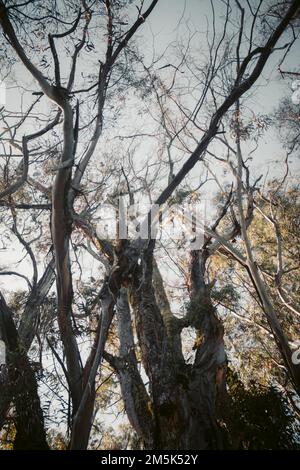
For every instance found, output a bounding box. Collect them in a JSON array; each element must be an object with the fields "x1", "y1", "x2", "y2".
[
  {"x1": 183, "y1": 250, "x2": 228, "y2": 449},
  {"x1": 109, "y1": 249, "x2": 229, "y2": 450},
  {"x1": 0, "y1": 293, "x2": 49, "y2": 449},
  {"x1": 11, "y1": 354, "x2": 49, "y2": 450},
  {"x1": 0, "y1": 260, "x2": 55, "y2": 432}
]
